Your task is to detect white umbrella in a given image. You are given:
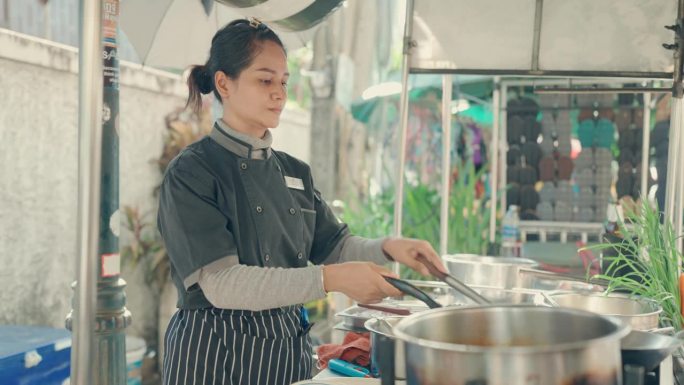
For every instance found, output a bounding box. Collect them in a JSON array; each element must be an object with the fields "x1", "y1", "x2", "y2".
[{"x1": 120, "y1": 0, "x2": 343, "y2": 70}]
